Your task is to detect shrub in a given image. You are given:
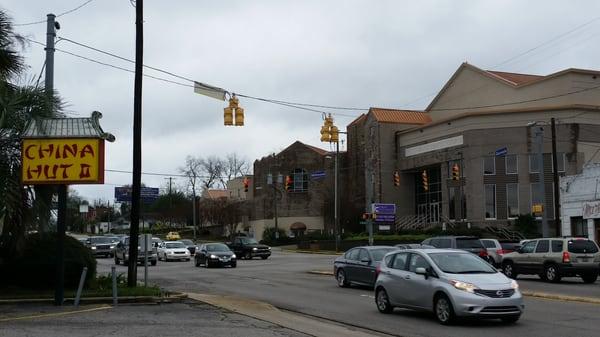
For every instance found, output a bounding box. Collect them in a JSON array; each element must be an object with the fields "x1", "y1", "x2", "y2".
[
  {"x1": 514, "y1": 214, "x2": 539, "y2": 238},
  {"x1": 261, "y1": 227, "x2": 294, "y2": 246},
  {"x1": 4, "y1": 233, "x2": 96, "y2": 289}
]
